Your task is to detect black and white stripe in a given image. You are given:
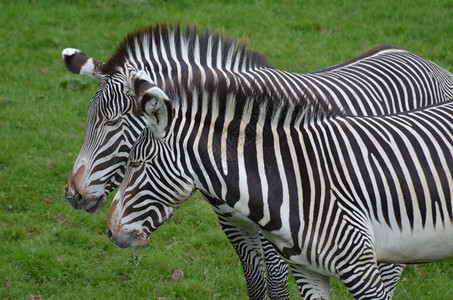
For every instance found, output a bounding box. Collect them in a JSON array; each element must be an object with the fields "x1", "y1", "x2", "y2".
[
  {"x1": 107, "y1": 66, "x2": 452, "y2": 299},
  {"x1": 64, "y1": 24, "x2": 453, "y2": 299}
]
